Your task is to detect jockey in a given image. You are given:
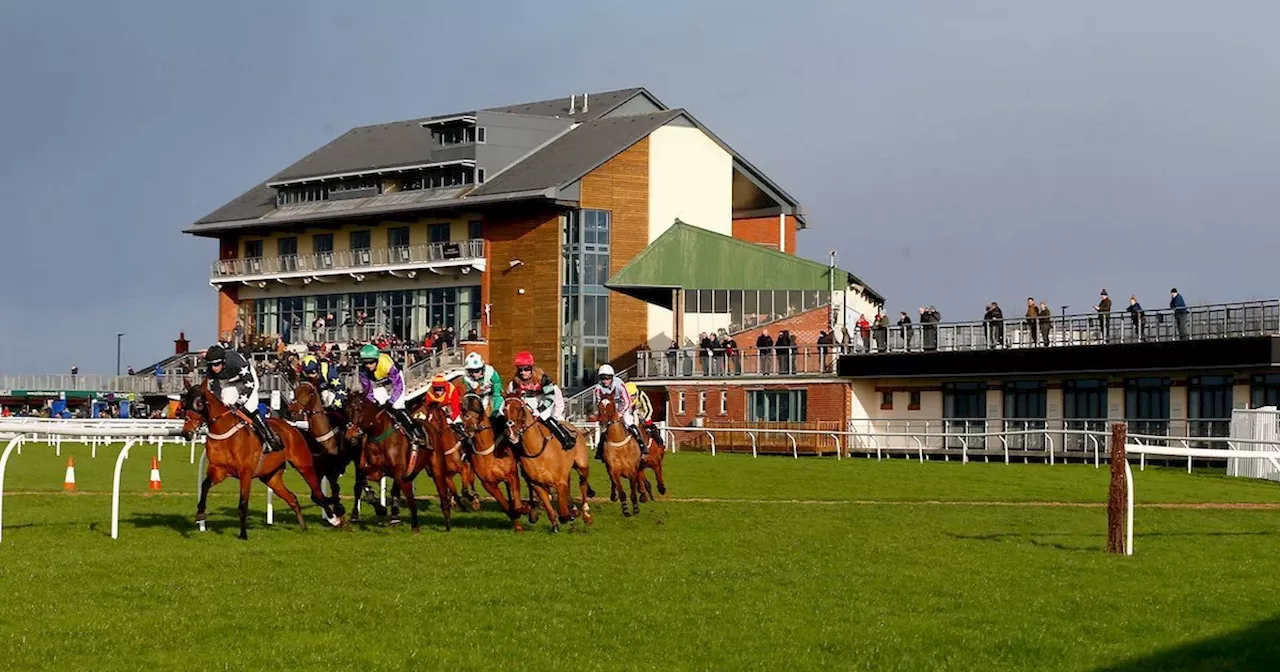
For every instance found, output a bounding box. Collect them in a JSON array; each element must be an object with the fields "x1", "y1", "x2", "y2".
[
  {"x1": 459, "y1": 352, "x2": 504, "y2": 418},
  {"x1": 505, "y1": 351, "x2": 575, "y2": 450},
  {"x1": 357, "y1": 343, "x2": 424, "y2": 444},
  {"x1": 299, "y1": 353, "x2": 348, "y2": 411},
  {"x1": 423, "y1": 374, "x2": 467, "y2": 438},
  {"x1": 626, "y1": 380, "x2": 664, "y2": 449},
  {"x1": 593, "y1": 364, "x2": 646, "y2": 460},
  {"x1": 203, "y1": 344, "x2": 282, "y2": 453}
]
